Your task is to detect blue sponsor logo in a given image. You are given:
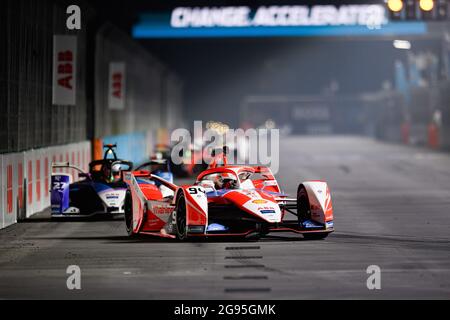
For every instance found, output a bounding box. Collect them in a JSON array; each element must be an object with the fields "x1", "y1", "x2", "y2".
[
  {"x1": 206, "y1": 189, "x2": 231, "y2": 198},
  {"x1": 260, "y1": 210, "x2": 275, "y2": 214},
  {"x1": 206, "y1": 223, "x2": 228, "y2": 232},
  {"x1": 302, "y1": 219, "x2": 323, "y2": 229},
  {"x1": 326, "y1": 221, "x2": 334, "y2": 229}
]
